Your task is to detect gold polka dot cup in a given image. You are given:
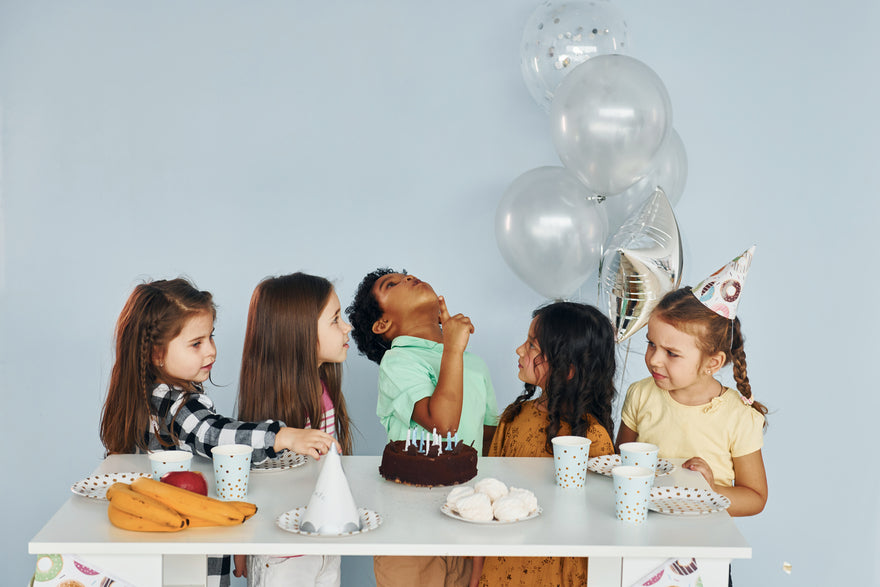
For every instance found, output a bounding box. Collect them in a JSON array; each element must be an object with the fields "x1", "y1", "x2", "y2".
[
  {"x1": 611, "y1": 465, "x2": 654, "y2": 524},
  {"x1": 619, "y1": 442, "x2": 659, "y2": 474},
  {"x1": 212, "y1": 444, "x2": 253, "y2": 501},
  {"x1": 551, "y1": 435, "x2": 592, "y2": 488},
  {"x1": 148, "y1": 450, "x2": 193, "y2": 481}
]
